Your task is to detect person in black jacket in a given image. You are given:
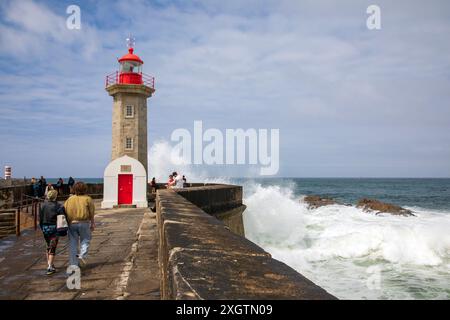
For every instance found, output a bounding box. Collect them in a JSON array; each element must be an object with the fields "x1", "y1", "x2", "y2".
[
  {"x1": 68, "y1": 177, "x2": 75, "y2": 194},
  {"x1": 38, "y1": 176, "x2": 47, "y2": 197},
  {"x1": 39, "y1": 190, "x2": 65, "y2": 275}
]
